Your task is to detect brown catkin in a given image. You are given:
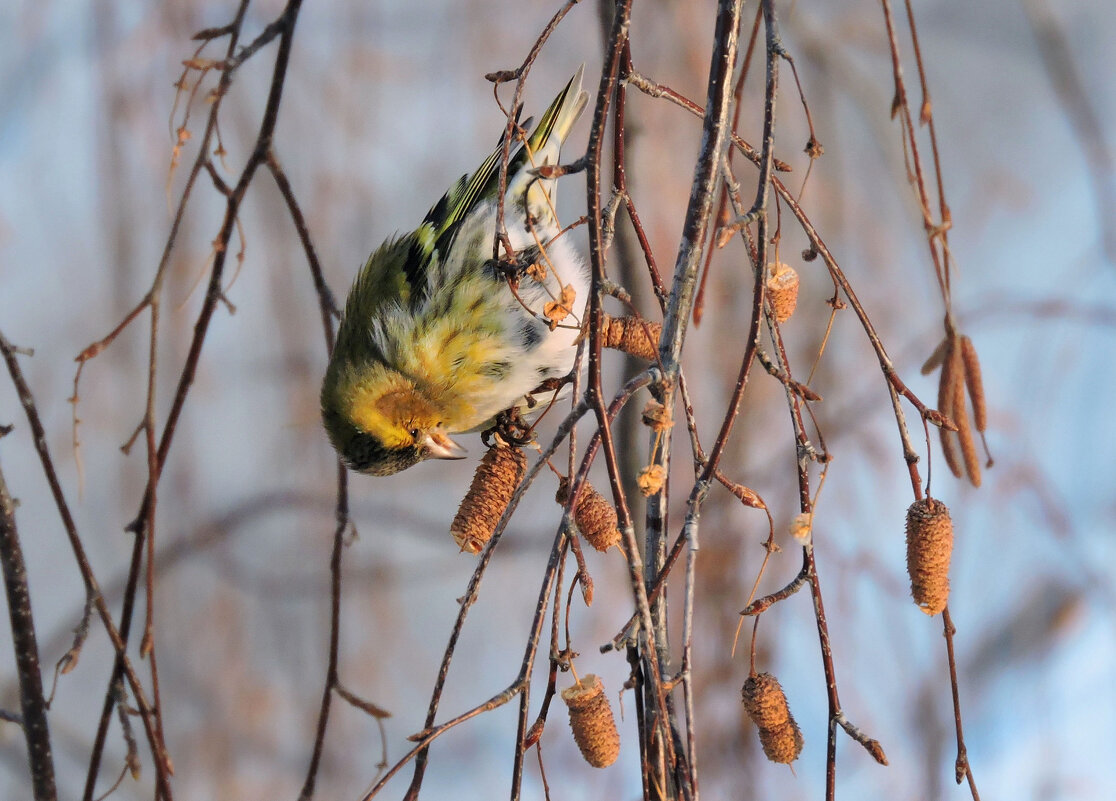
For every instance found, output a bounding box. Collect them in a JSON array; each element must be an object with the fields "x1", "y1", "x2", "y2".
[
  {"x1": 561, "y1": 674, "x2": 620, "y2": 768},
  {"x1": 937, "y1": 337, "x2": 964, "y2": 479},
  {"x1": 920, "y1": 337, "x2": 949, "y2": 376},
  {"x1": 950, "y1": 347, "x2": 981, "y2": 488},
  {"x1": 960, "y1": 335, "x2": 987, "y2": 432},
  {"x1": 758, "y1": 719, "x2": 805, "y2": 764},
  {"x1": 450, "y1": 445, "x2": 527, "y2": 553},
  {"x1": 601, "y1": 314, "x2": 661, "y2": 361},
  {"x1": 741, "y1": 673, "x2": 803, "y2": 764},
  {"x1": 905, "y1": 497, "x2": 953, "y2": 615},
  {"x1": 556, "y1": 479, "x2": 621, "y2": 552},
  {"x1": 766, "y1": 263, "x2": 800, "y2": 324},
  {"x1": 741, "y1": 673, "x2": 790, "y2": 728}
]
